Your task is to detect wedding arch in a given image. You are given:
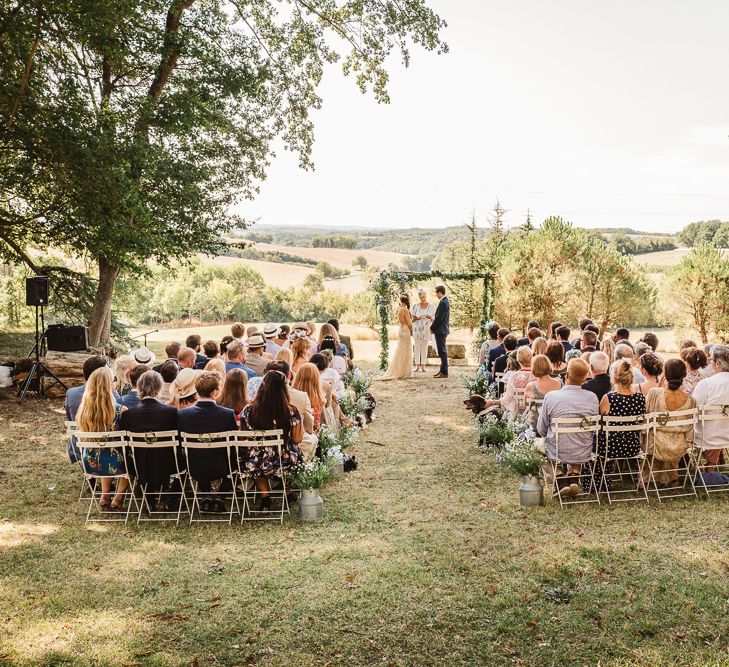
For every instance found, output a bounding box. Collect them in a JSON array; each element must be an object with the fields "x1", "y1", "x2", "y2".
[{"x1": 373, "y1": 270, "x2": 495, "y2": 369}]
